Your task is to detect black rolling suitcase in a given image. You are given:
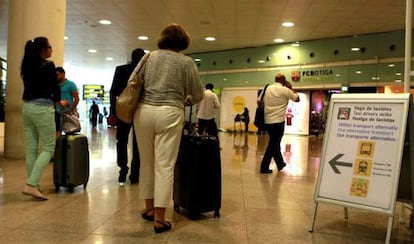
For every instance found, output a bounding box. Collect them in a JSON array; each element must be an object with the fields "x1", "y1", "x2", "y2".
[
  {"x1": 173, "y1": 106, "x2": 221, "y2": 218},
  {"x1": 54, "y1": 134, "x2": 90, "y2": 192}
]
